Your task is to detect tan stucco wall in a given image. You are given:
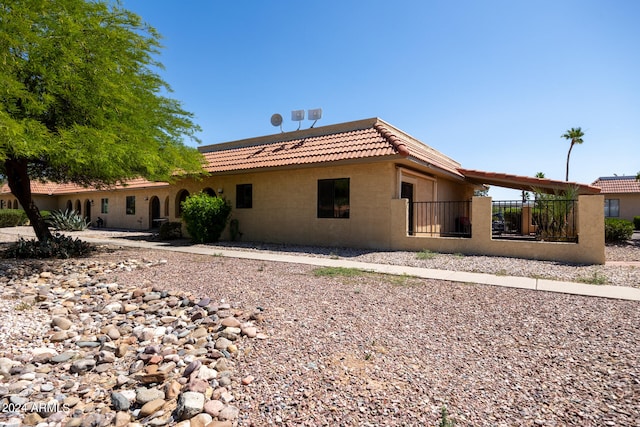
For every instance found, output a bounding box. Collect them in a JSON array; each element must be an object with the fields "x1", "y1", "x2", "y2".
[
  {"x1": 170, "y1": 162, "x2": 400, "y2": 247},
  {"x1": 605, "y1": 194, "x2": 640, "y2": 222},
  {"x1": 0, "y1": 195, "x2": 58, "y2": 212},
  {"x1": 389, "y1": 195, "x2": 605, "y2": 264},
  {"x1": 55, "y1": 187, "x2": 173, "y2": 229}
]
